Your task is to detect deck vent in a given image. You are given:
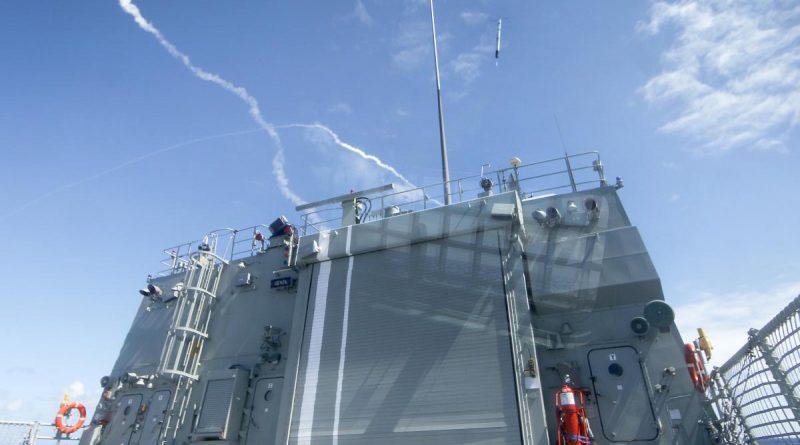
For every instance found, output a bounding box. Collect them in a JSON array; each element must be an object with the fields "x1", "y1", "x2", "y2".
[{"x1": 193, "y1": 369, "x2": 248, "y2": 441}]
